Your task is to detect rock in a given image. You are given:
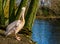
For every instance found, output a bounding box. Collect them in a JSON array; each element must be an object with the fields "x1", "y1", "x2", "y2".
[{"x1": 0, "y1": 30, "x2": 35, "y2": 44}]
